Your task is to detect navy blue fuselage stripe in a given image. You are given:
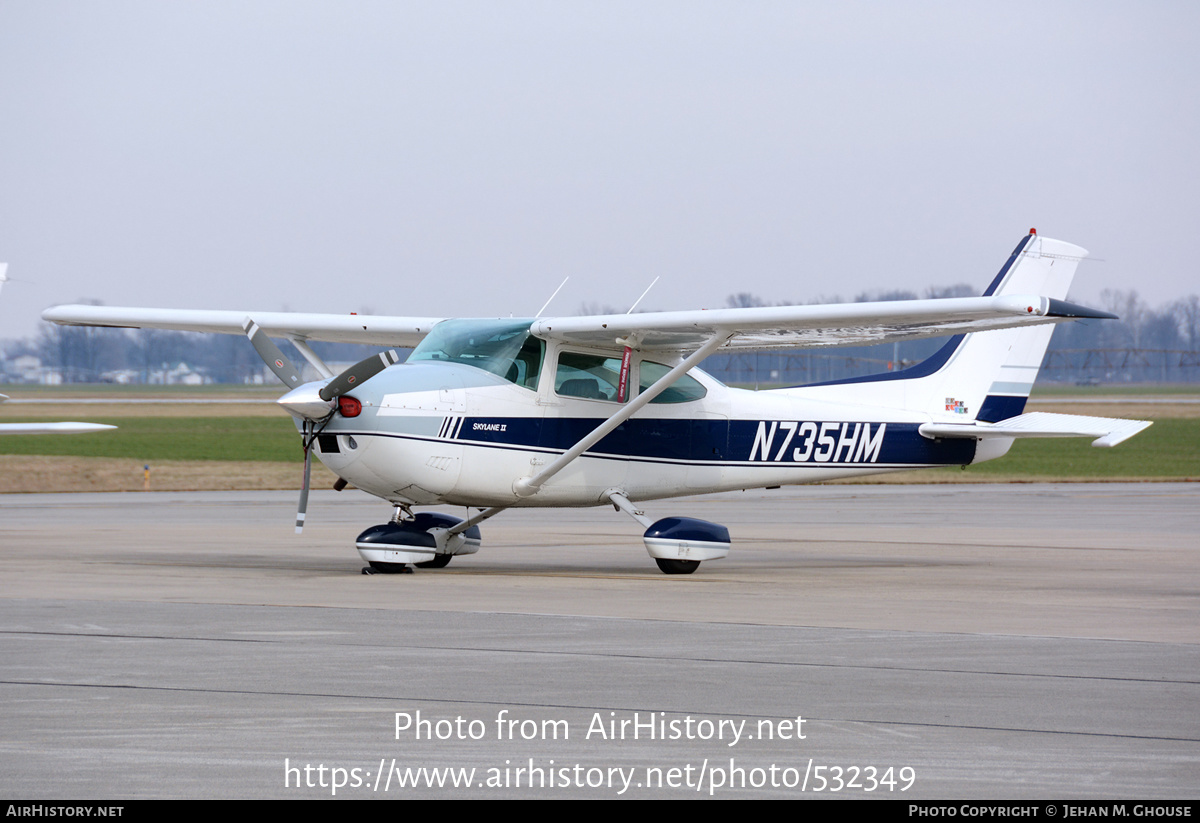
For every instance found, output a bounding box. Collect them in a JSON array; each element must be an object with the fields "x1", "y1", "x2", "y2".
[
  {"x1": 342, "y1": 429, "x2": 948, "y2": 470},
  {"x1": 799, "y1": 233, "x2": 1035, "y2": 389},
  {"x1": 977, "y1": 395, "x2": 1027, "y2": 423},
  {"x1": 444, "y1": 417, "x2": 974, "y2": 466},
  {"x1": 800, "y1": 334, "x2": 965, "y2": 388}
]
